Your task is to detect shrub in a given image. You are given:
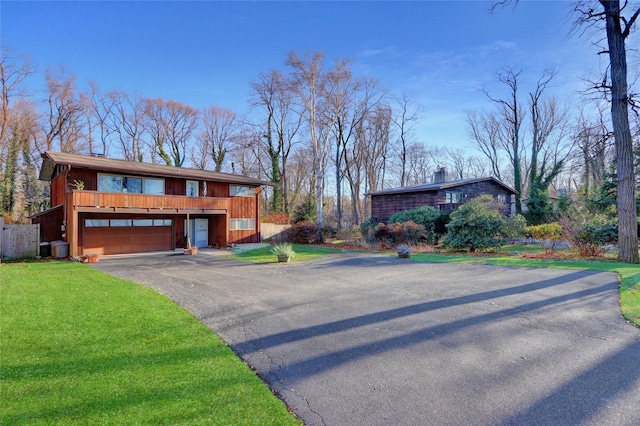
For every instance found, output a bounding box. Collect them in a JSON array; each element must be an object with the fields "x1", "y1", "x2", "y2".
[
  {"x1": 283, "y1": 222, "x2": 318, "y2": 244},
  {"x1": 559, "y1": 215, "x2": 617, "y2": 257},
  {"x1": 442, "y1": 195, "x2": 511, "y2": 252},
  {"x1": 367, "y1": 221, "x2": 429, "y2": 248},
  {"x1": 360, "y1": 217, "x2": 380, "y2": 236},
  {"x1": 526, "y1": 222, "x2": 562, "y2": 253},
  {"x1": 388, "y1": 206, "x2": 450, "y2": 239}
]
